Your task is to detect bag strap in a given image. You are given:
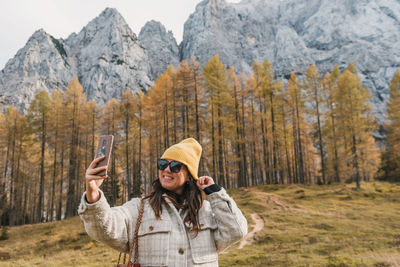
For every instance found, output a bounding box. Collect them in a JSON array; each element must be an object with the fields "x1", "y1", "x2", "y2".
[{"x1": 127, "y1": 197, "x2": 145, "y2": 266}]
